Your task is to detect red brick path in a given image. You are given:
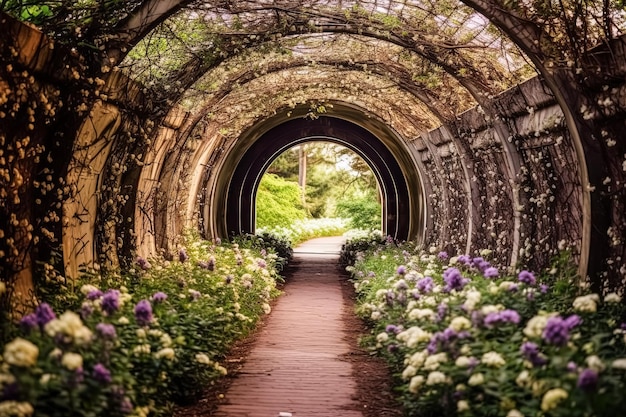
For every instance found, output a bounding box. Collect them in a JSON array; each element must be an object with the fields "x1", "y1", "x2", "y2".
[{"x1": 213, "y1": 237, "x2": 364, "y2": 417}]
